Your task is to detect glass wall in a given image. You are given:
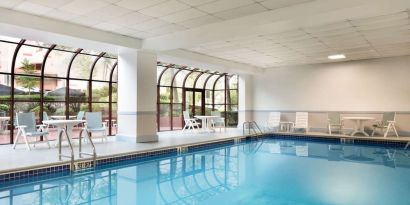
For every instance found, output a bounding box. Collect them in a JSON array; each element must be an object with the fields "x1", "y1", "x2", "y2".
[
  {"x1": 0, "y1": 36, "x2": 118, "y2": 144},
  {"x1": 157, "y1": 62, "x2": 239, "y2": 131}
]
